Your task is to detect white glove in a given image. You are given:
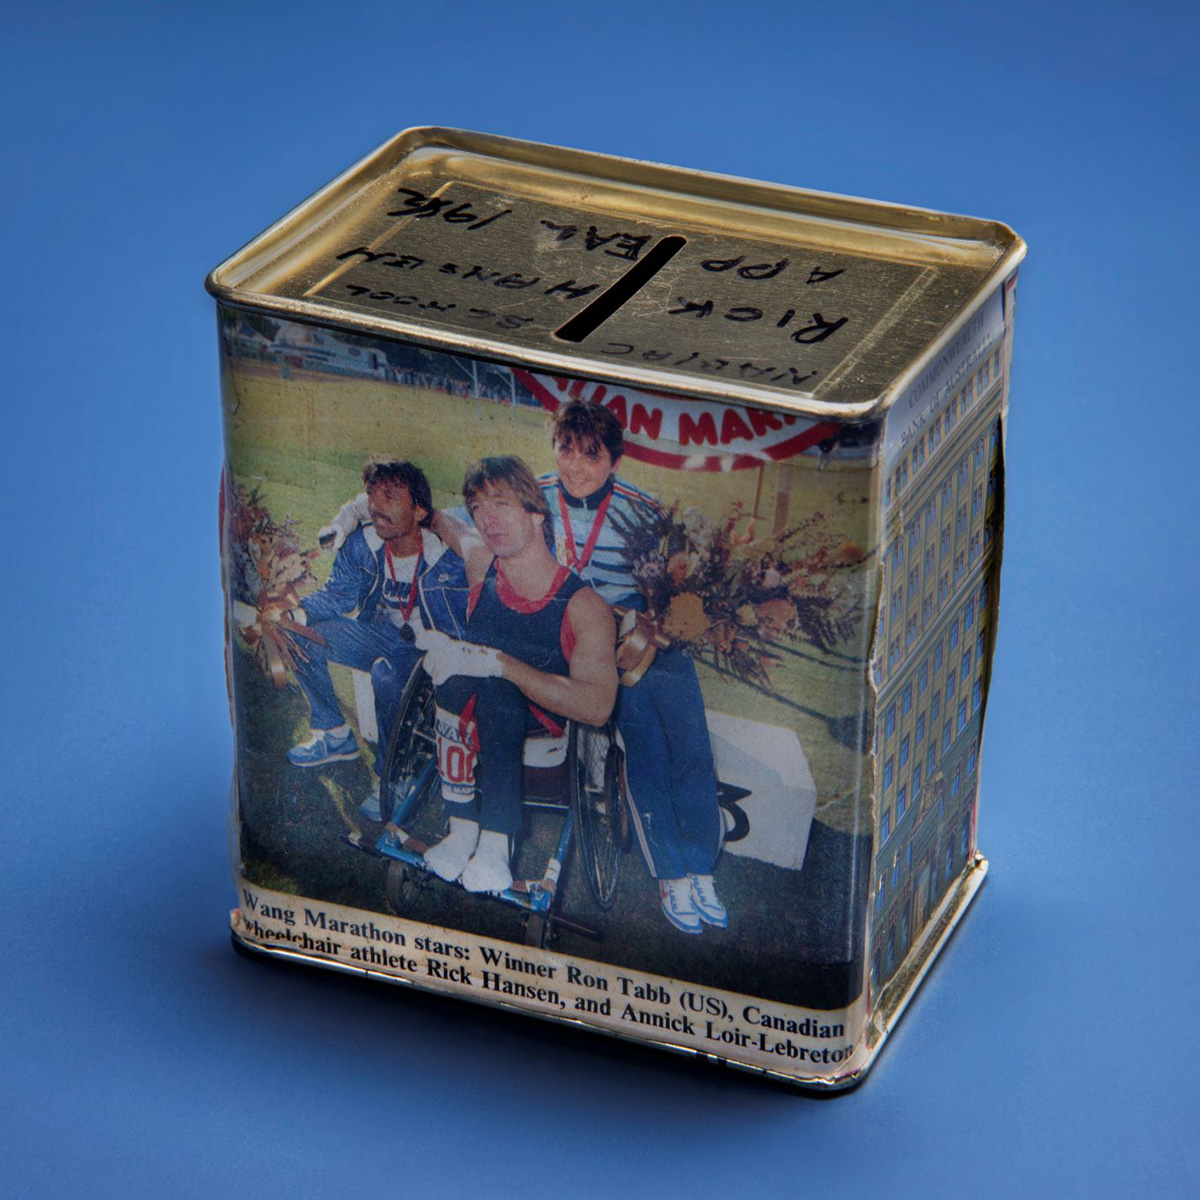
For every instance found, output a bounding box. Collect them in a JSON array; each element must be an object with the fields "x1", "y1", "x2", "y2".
[
  {"x1": 318, "y1": 492, "x2": 370, "y2": 551},
  {"x1": 422, "y1": 637, "x2": 503, "y2": 687},
  {"x1": 232, "y1": 600, "x2": 258, "y2": 629},
  {"x1": 412, "y1": 627, "x2": 450, "y2": 654}
]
